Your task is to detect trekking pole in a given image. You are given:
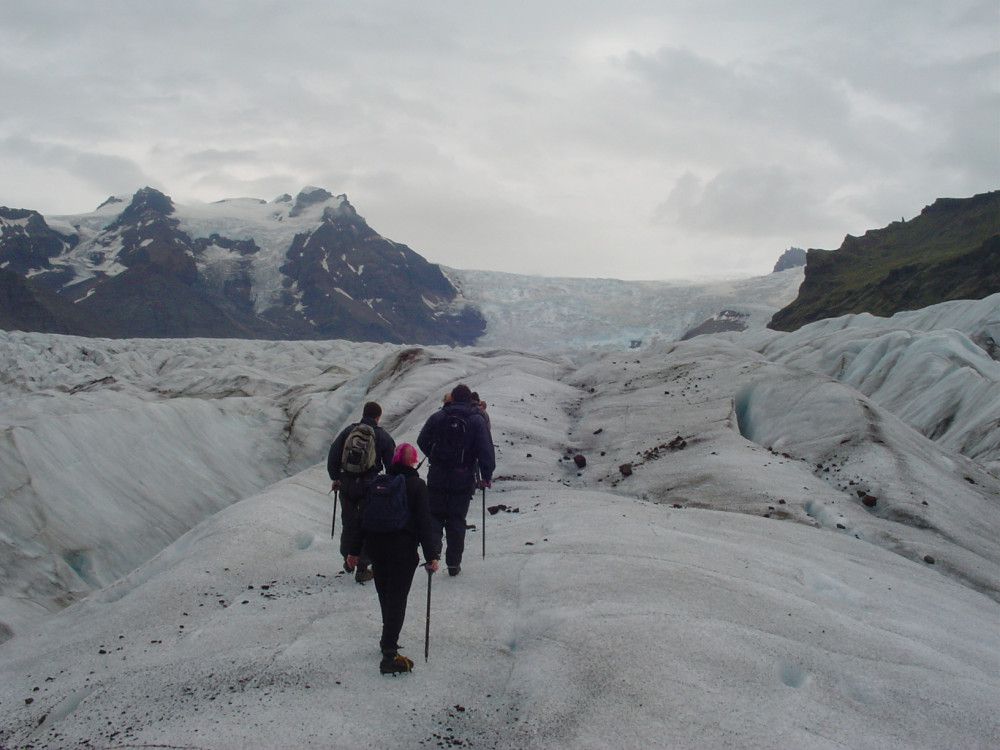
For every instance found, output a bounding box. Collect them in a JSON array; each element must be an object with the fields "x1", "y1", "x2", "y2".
[
  {"x1": 330, "y1": 488, "x2": 339, "y2": 539},
  {"x1": 475, "y1": 465, "x2": 485, "y2": 559},
  {"x1": 424, "y1": 567, "x2": 433, "y2": 662}
]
